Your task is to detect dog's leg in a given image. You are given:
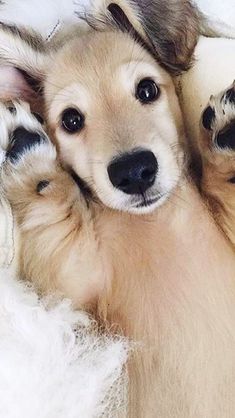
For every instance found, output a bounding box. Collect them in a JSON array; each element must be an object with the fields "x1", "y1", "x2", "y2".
[
  {"x1": 199, "y1": 82, "x2": 235, "y2": 246},
  {"x1": 1, "y1": 101, "x2": 104, "y2": 308}
]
